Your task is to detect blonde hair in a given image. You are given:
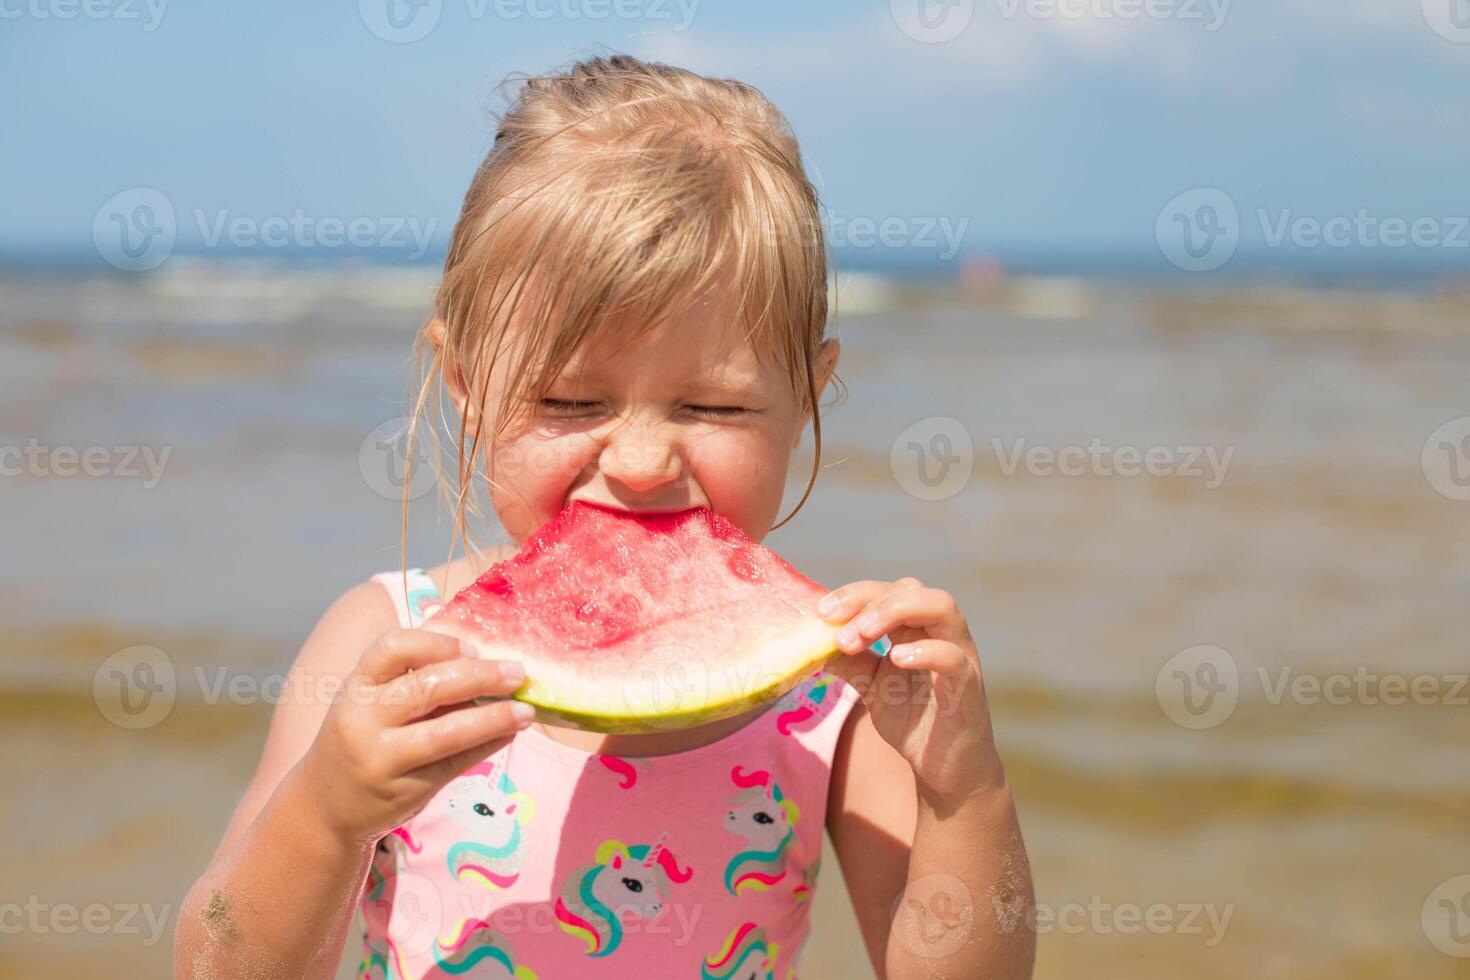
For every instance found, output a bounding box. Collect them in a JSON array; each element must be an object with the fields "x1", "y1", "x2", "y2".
[{"x1": 406, "y1": 53, "x2": 841, "y2": 567}]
